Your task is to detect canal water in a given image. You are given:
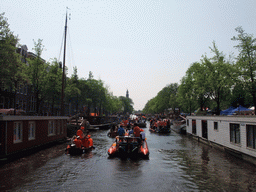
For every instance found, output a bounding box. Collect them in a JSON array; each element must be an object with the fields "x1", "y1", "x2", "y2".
[{"x1": 1, "y1": 122, "x2": 256, "y2": 192}]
